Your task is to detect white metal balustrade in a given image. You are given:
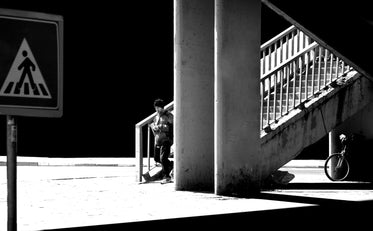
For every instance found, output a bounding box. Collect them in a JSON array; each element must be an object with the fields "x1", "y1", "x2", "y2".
[{"x1": 260, "y1": 28, "x2": 353, "y2": 131}]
